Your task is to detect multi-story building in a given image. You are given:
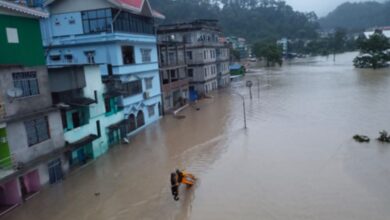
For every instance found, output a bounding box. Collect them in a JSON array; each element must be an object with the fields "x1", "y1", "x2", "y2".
[
  {"x1": 157, "y1": 39, "x2": 189, "y2": 113},
  {"x1": 38, "y1": 0, "x2": 164, "y2": 136},
  {"x1": 226, "y1": 36, "x2": 249, "y2": 59},
  {"x1": 158, "y1": 19, "x2": 230, "y2": 97},
  {"x1": 48, "y1": 65, "x2": 124, "y2": 170},
  {"x1": 0, "y1": 2, "x2": 66, "y2": 215}
]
